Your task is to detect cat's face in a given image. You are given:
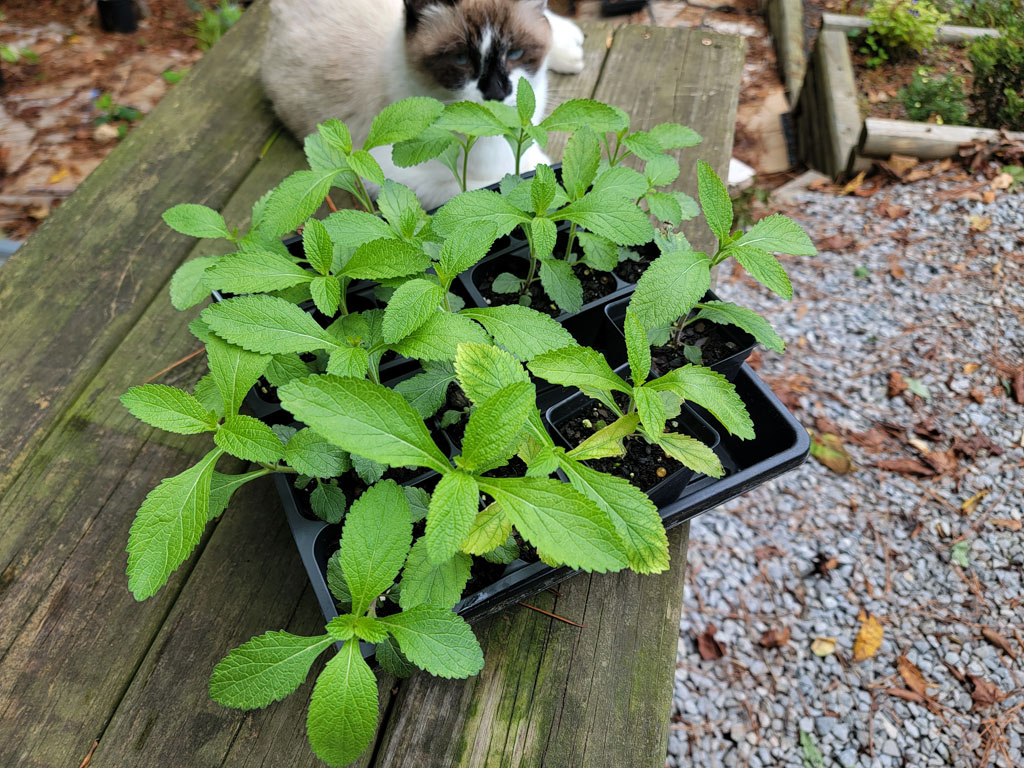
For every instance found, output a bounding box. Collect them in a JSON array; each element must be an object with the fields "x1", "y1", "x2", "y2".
[{"x1": 404, "y1": 0, "x2": 551, "y2": 104}]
